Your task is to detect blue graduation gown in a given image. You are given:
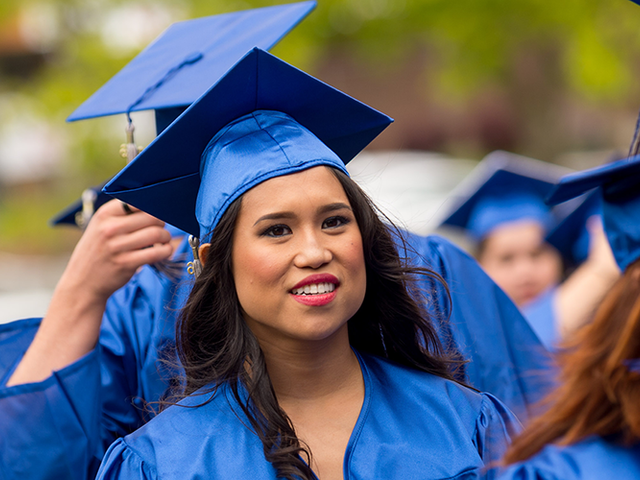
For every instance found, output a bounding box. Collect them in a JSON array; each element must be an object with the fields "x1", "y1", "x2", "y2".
[
  {"x1": 495, "y1": 436, "x2": 640, "y2": 480},
  {"x1": 0, "y1": 233, "x2": 549, "y2": 479},
  {"x1": 0, "y1": 237, "x2": 192, "y2": 480},
  {"x1": 400, "y1": 232, "x2": 556, "y2": 421},
  {"x1": 96, "y1": 351, "x2": 521, "y2": 480},
  {"x1": 520, "y1": 287, "x2": 560, "y2": 351}
]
